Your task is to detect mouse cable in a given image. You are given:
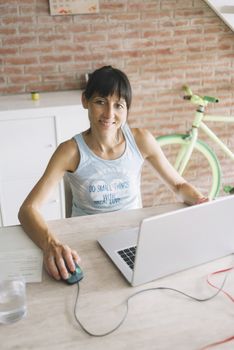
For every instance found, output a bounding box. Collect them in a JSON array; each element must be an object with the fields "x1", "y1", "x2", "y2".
[{"x1": 73, "y1": 271, "x2": 229, "y2": 338}]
